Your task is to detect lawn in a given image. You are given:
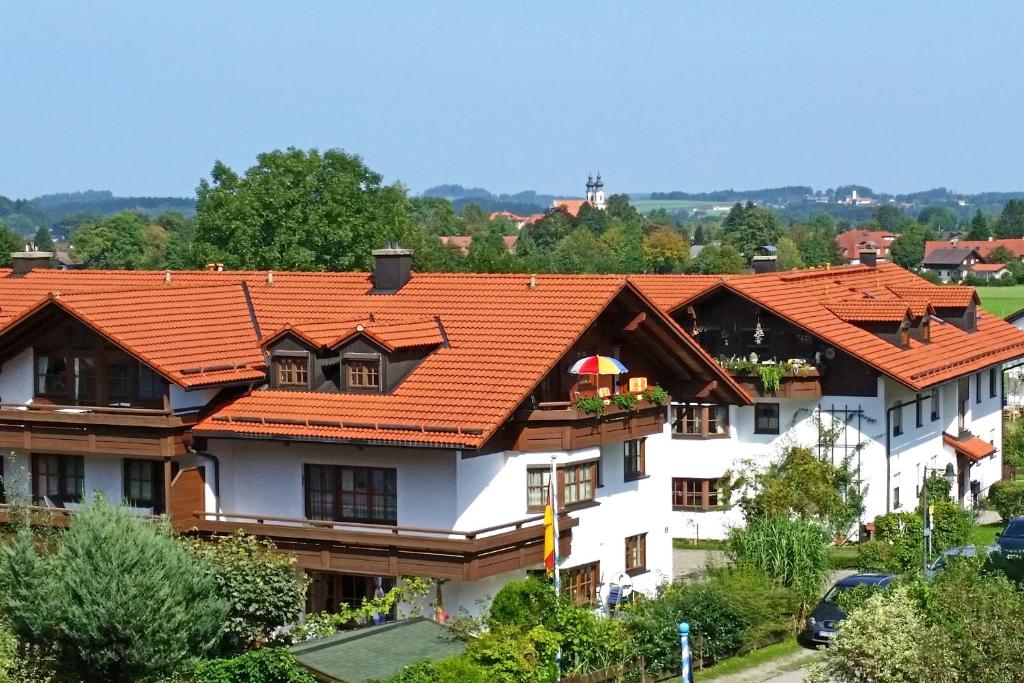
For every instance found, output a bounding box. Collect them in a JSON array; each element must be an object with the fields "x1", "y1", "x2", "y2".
[
  {"x1": 970, "y1": 521, "x2": 1003, "y2": 547},
  {"x1": 976, "y1": 286, "x2": 1024, "y2": 318}
]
